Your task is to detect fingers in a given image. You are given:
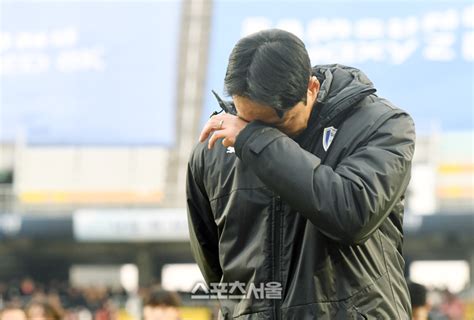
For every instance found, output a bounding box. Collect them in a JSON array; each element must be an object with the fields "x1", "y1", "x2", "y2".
[
  {"x1": 222, "y1": 137, "x2": 231, "y2": 147},
  {"x1": 199, "y1": 115, "x2": 224, "y2": 143},
  {"x1": 208, "y1": 129, "x2": 227, "y2": 149},
  {"x1": 199, "y1": 113, "x2": 247, "y2": 149}
]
